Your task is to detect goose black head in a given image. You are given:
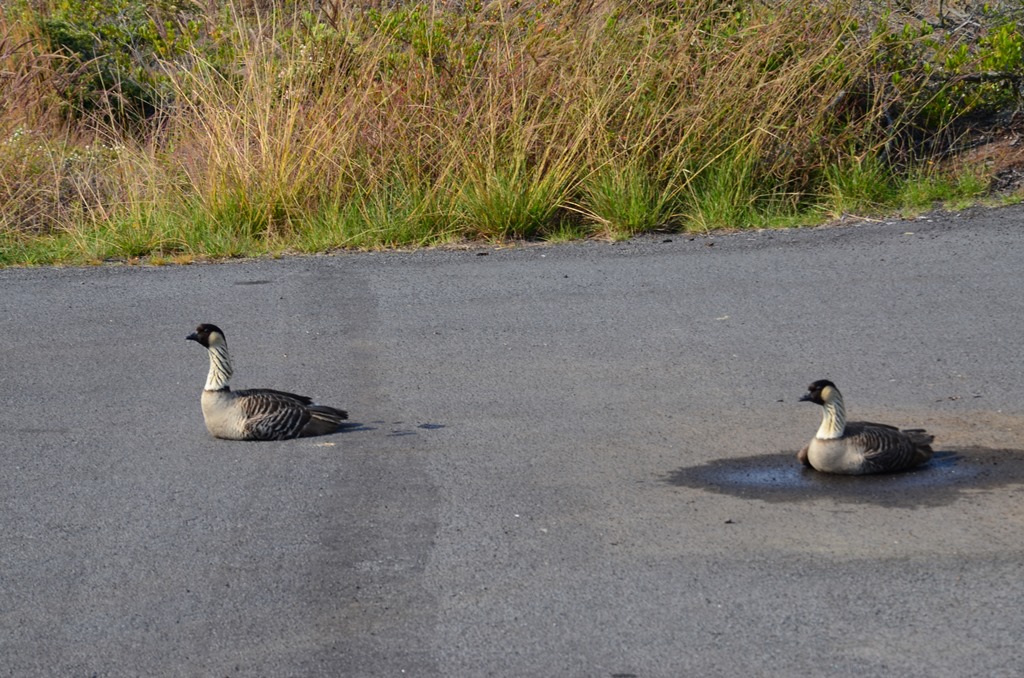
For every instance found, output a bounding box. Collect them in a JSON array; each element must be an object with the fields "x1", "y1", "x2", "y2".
[
  {"x1": 187, "y1": 323, "x2": 225, "y2": 348},
  {"x1": 799, "y1": 379, "x2": 837, "y2": 405}
]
